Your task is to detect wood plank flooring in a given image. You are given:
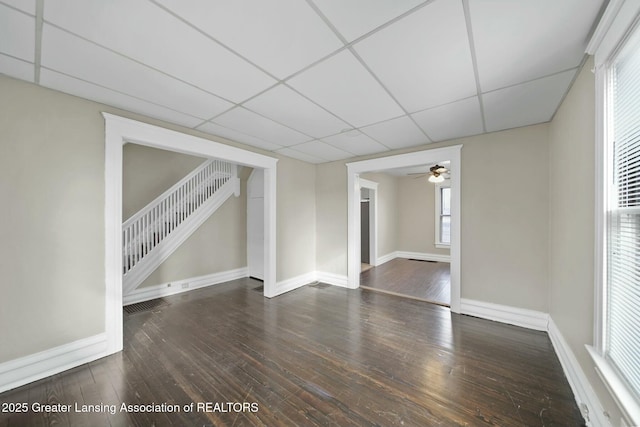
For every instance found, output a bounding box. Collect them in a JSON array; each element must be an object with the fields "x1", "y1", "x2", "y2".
[
  {"x1": 361, "y1": 258, "x2": 451, "y2": 306},
  {"x1": 0, "y1": 278, "x2": 584, "y2": 426}
]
